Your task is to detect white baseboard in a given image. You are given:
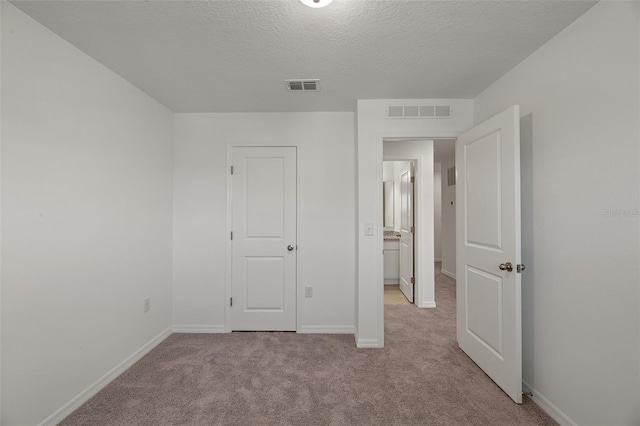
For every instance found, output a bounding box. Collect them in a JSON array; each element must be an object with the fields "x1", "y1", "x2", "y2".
[
  {"x1": 417, "y1": 301, "x2": 436, "y2": 308},
  {"x1": 39, "y1": 327, "x2": 172, "y2": 426},
  {"x1": 172, "y1": 324, "x2": 227, "y2": 333},
  {"x1": 522, "y1": 381, "x2": 577, "y2": 426},
  {"x1": 299, "y1": 325, "x2": 354, "y2": 334},
  {"x1": 356, "y1": 338, "x2": 382, "y2": 348},
  {"x1": 434, "y1": 258, "x2": 442, "y2": 262},
  {"x1": 354, "y1": 324, "x2": 382, "y2": 348},
  {"x1": 384, "y1": 279, "x2": 399, "y2": 285},
  {"x1": 441, "y1": 269, "x2": 456, "y2": 280}
]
